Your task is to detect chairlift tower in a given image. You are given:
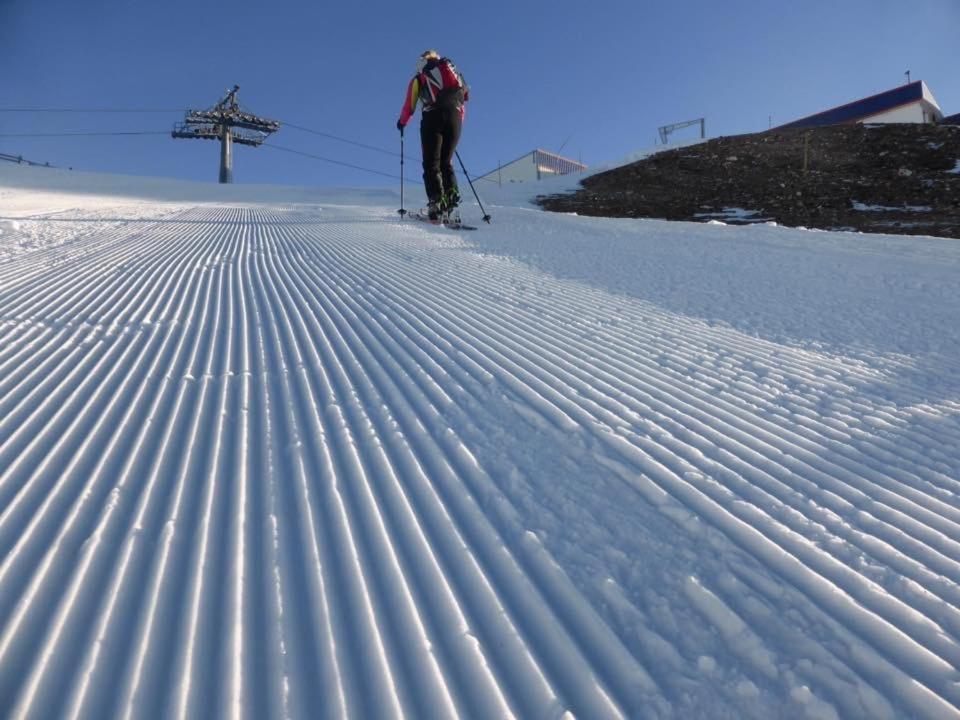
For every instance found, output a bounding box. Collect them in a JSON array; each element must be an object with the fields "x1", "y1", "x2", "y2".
[
  {"x1": 658, "y1": 117, "x2": 706, "y2": 145},
  {"x1": 172, "y1": 85, "x2": 280, "y2": 183}
]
